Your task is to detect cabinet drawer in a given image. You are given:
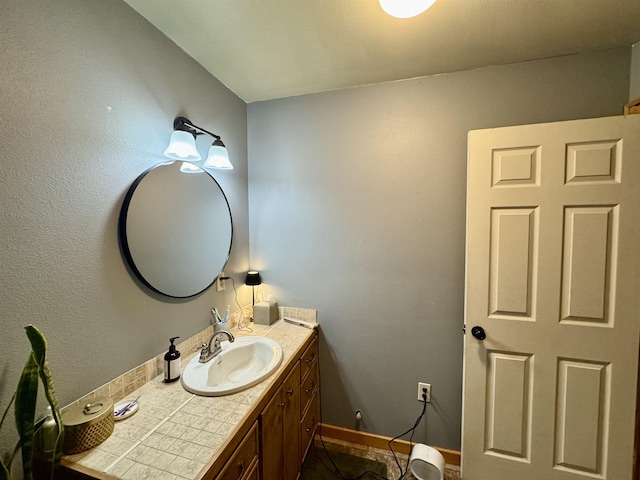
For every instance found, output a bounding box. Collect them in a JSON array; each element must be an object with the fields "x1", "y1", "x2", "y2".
[
  {"x1": 300, "y1": 362, "x2": 318, "y2": 420},
  {"x1": 300, "y1": 337, "x2": 318, "y2": 381},
  {"x1": 244, "y1": 458, "x2": 259, "y2": 480},
  {"x1": 216, "y1": 422, "x2": 259, "y2": 480},
  {"x1": 299, "y1": 393, "x2": 319, "y2": 463}
]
